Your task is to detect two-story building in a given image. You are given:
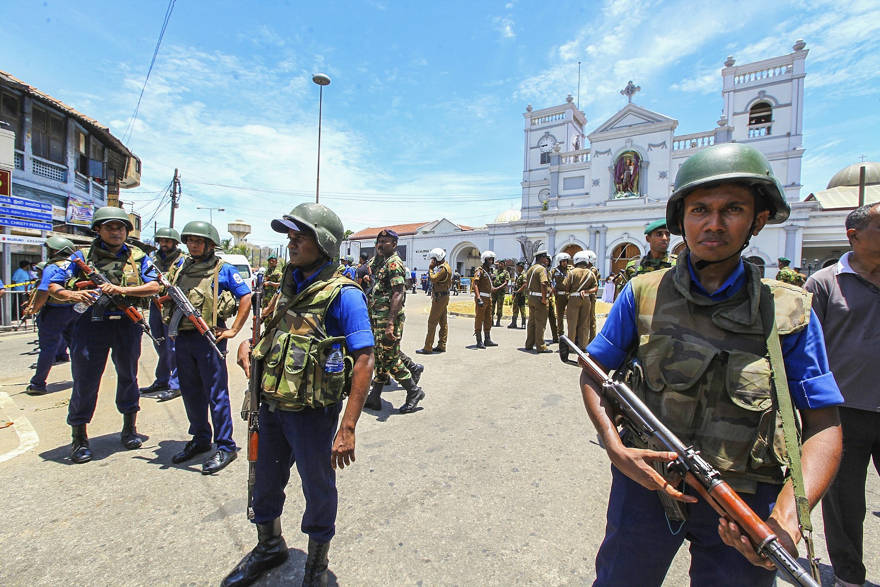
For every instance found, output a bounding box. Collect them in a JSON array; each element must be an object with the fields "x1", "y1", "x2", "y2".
[{"x1": 0, "y1": 69, "x2": 141, "y2": 271}]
